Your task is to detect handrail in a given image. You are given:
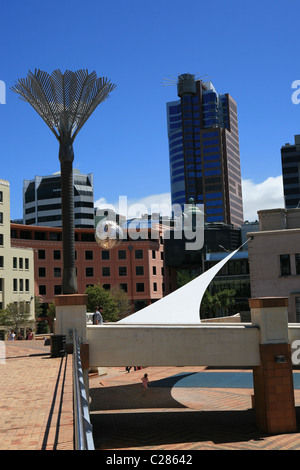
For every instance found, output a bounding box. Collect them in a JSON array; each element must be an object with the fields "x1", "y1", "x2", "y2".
[{"x1": 73, "y1": 329, "x2": 95, "y2": 450}]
